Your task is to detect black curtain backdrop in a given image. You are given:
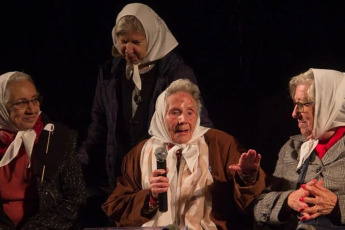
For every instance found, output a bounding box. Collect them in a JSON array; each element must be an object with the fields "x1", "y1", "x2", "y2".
[{"x1": 1, "y1": 0, "x2": 345, "y2": 174}]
